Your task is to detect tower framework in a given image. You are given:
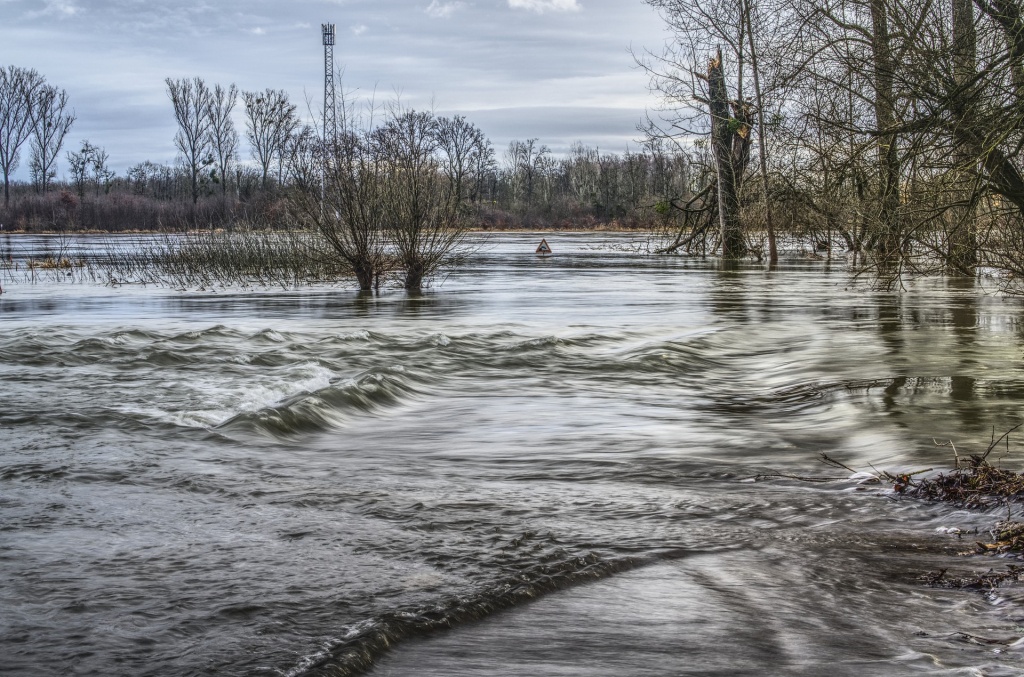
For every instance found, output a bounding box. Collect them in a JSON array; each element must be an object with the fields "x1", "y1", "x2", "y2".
[{"x1": 322, "y1": 23, "x2": 337, "y2": 143}]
